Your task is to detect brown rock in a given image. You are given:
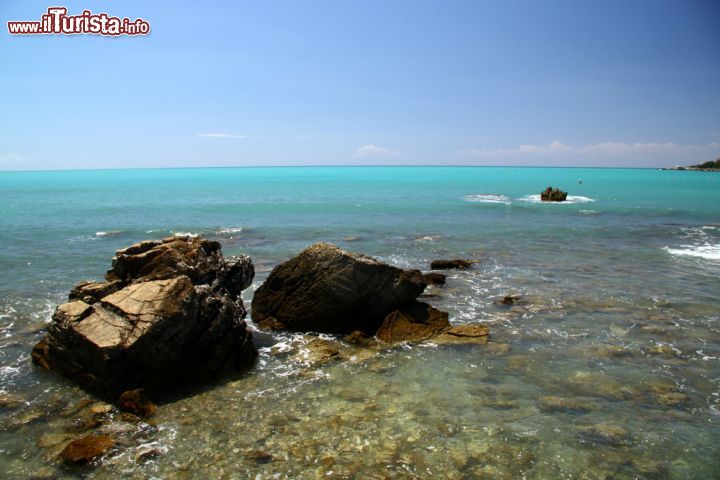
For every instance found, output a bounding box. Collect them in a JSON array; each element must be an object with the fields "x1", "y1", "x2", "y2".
[
  {"x1": 251, "y1": 243, "x2": 426, "y2": 333},
  {"x1": 0, "y1": 392, "x2": 25, "y2": 410},
  {"x1": 376, "y1": 302, "x2": 450, "y2": 344},
  {"x1": 304, "y1": 339, "x2": 341, "y2": 365},
  {"x1": 540, "y1": 186, "x2": 568, "y2": 202},
  {"x1": 32, "y1": 236, "x2": 256, "y2": 397},
  {"x1": 343, "y1": 330, "x2": 372, "y2": 345},
  {"x1": 429, "y1": 259, "x2": 474, "y2": 270},
  {"x1": 117, "y1": 389, "x2": 156, "y2": 417},
  {"x1": 433, "y1": 324, "x2": 490, "y2": 345},
  {"x1": 60, "y1": 435, "x2": 115, "y2": 464},
  {"x1": 421, "y1": 272, "x2": 447, "y2": 285},
  {"x1": 496, "y1": 295, "x2": 523, "y2": 306},
  {"x1": 69, "y1": 281, "x2": 122, "y2": 304}
]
